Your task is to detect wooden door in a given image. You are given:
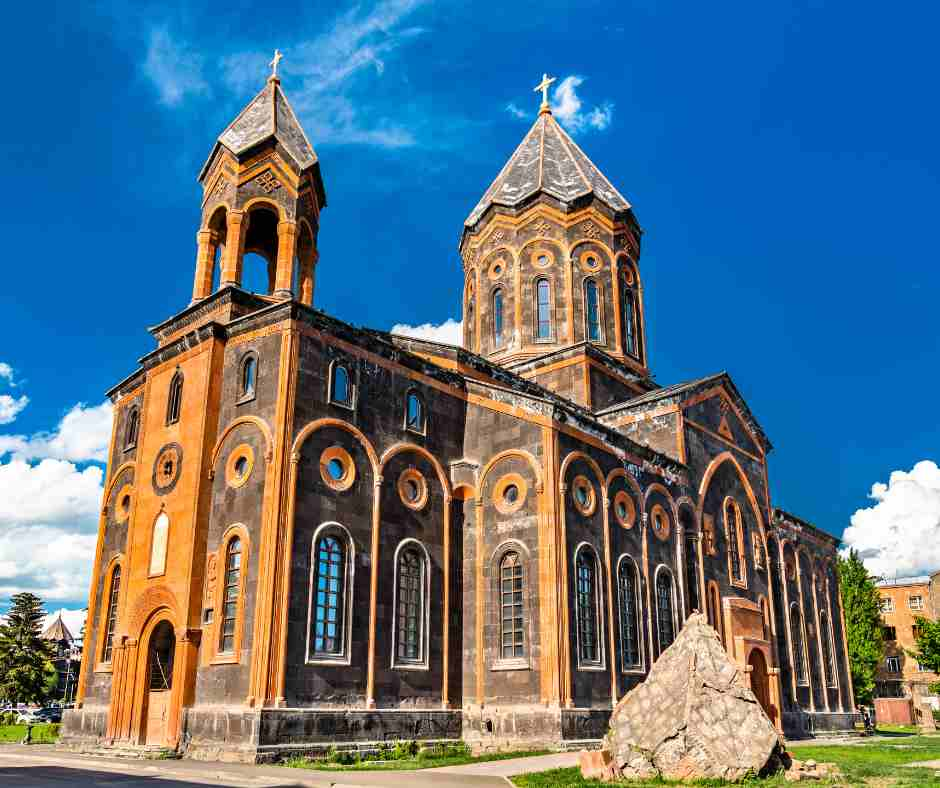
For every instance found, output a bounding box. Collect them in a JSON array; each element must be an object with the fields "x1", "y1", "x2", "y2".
[
  {"x1": 748, "y1": 649, "x2": 772, "y2": 721},
  {"x1": 145, "y1": 691, "x2": 169, "y2": 744},
  {"x1": 144, "y1": 621, "x2": 175, "y2": 746}
]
